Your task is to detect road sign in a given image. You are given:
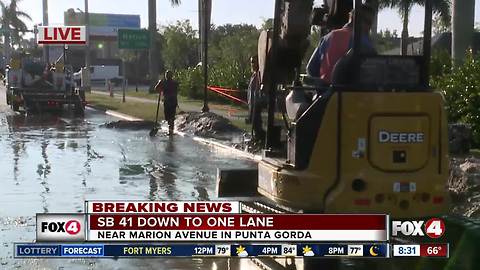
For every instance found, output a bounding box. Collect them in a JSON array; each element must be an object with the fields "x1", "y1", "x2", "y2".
[{"x1": 118, "y1": 29, "x2": 150, "y2": 49}]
